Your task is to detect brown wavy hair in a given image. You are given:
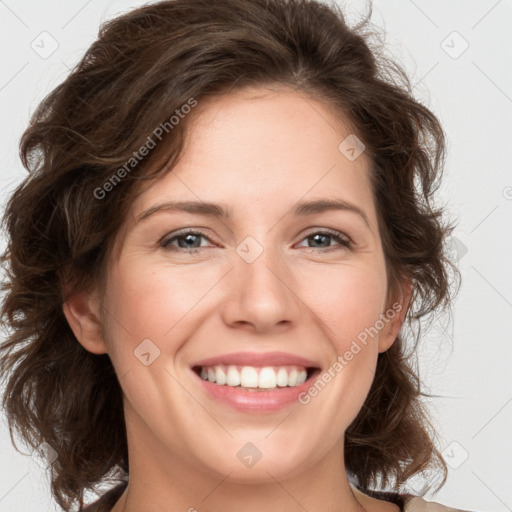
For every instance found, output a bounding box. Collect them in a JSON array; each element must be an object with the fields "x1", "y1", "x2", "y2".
[{"x1": 0, "y1": 0, "x2": 460, "y2": 509}]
